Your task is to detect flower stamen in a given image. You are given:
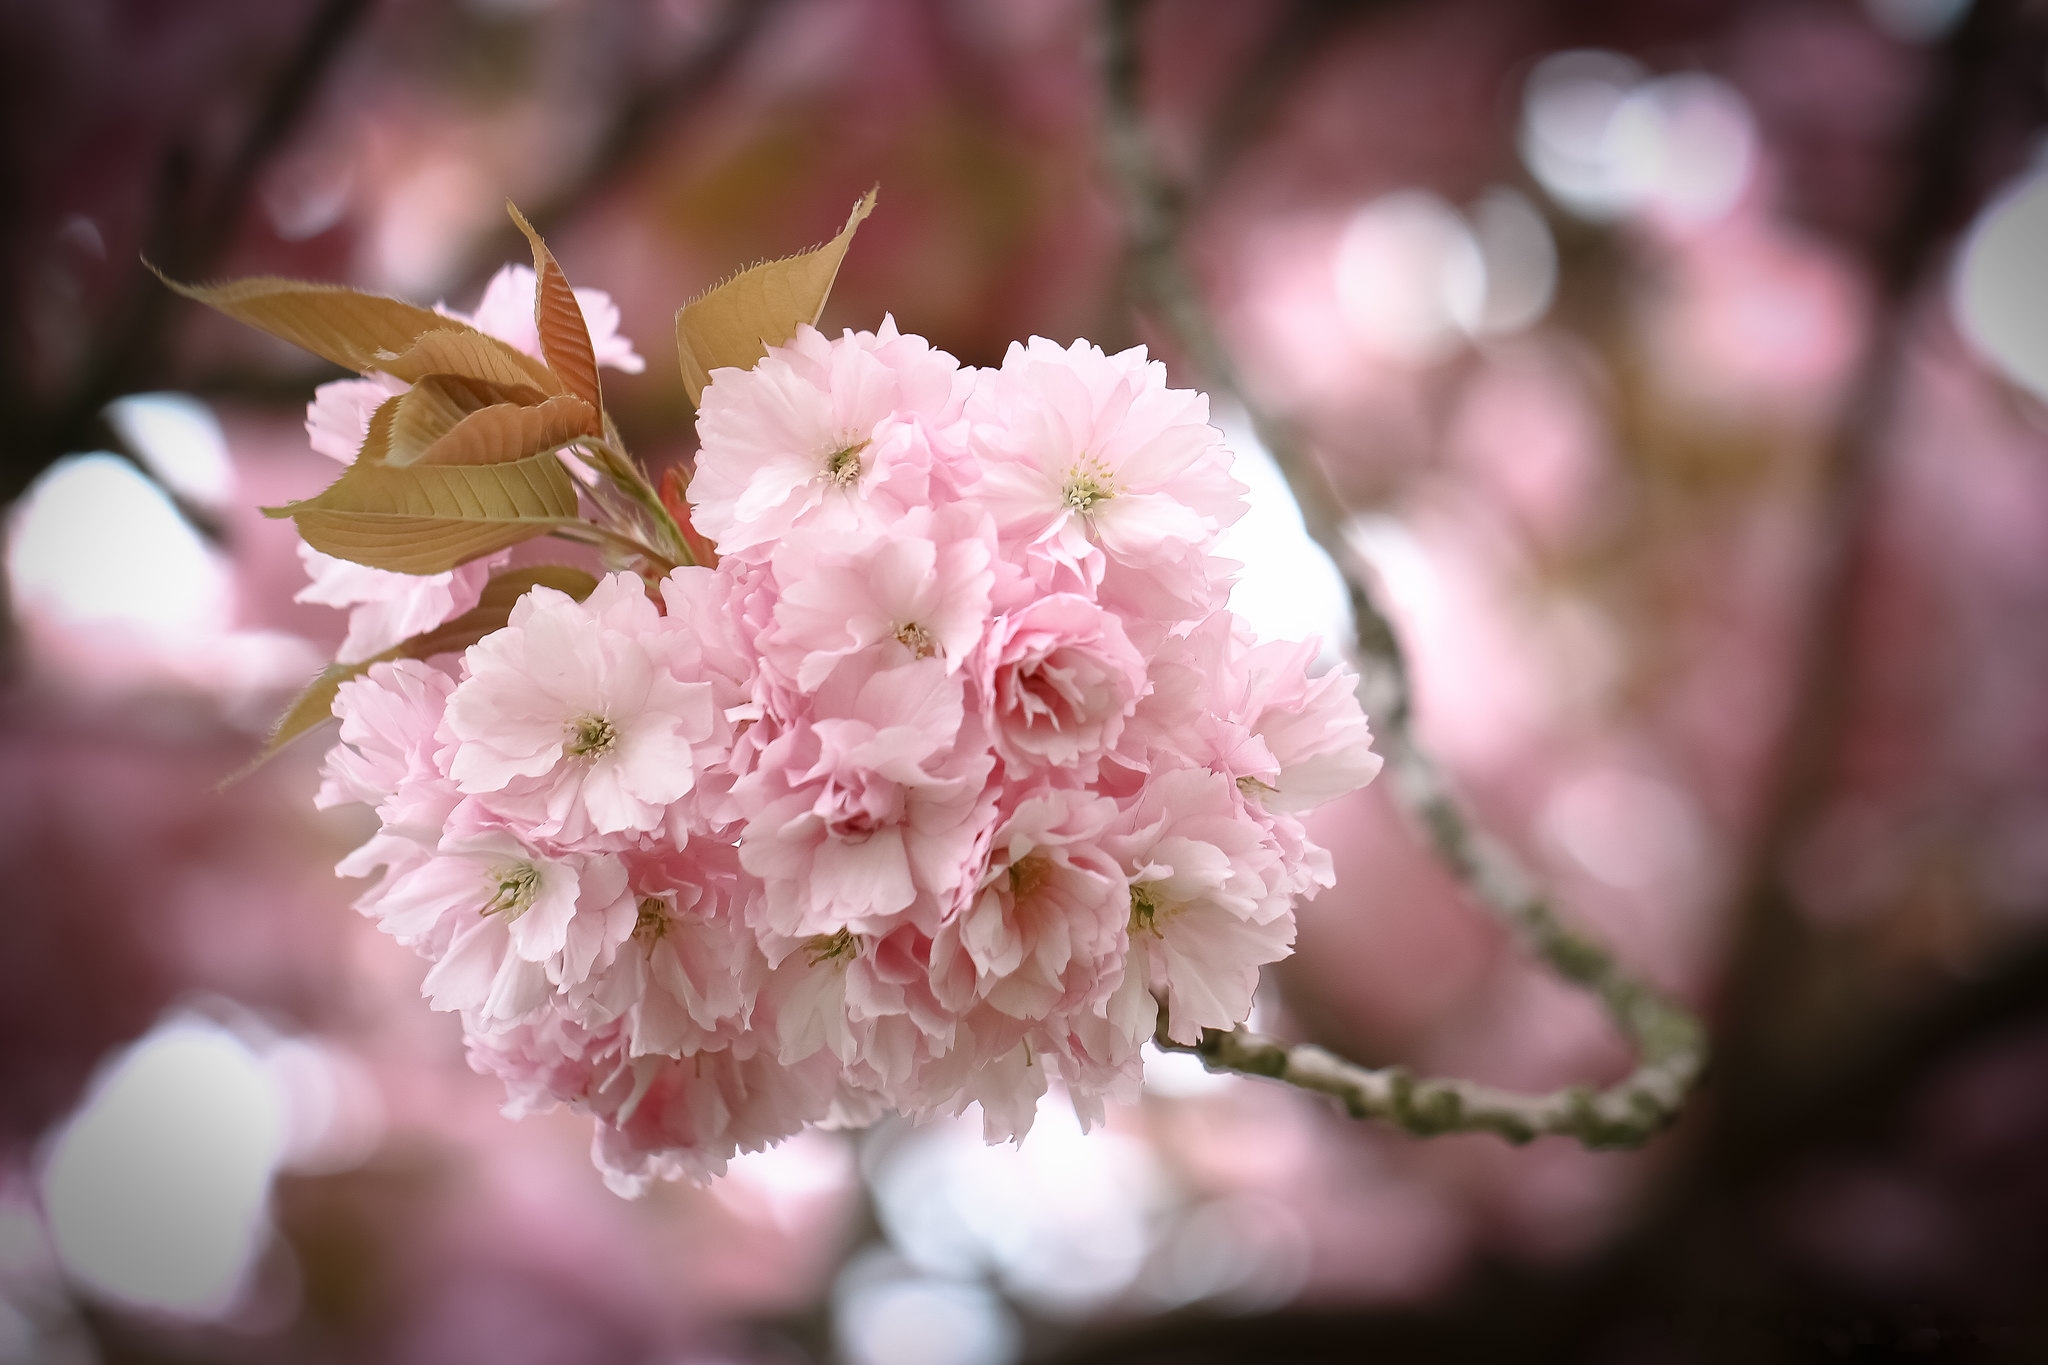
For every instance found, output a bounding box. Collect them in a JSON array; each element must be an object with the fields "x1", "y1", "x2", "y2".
[
  {"x1": 1008, "y1": 852, "x2": 1052, "y2": 901},
  {"x1": 566, "y1": 714, "x2": 618, "y2": 757},
  {"x1": 805, "y1": 927, "x2": 859, "y2": 966},
  {"x1": 1061, "y1": 457, "x2": 1115, "y2": 513},
  {"x1": 484, "y1": 864, "x2": 541, "y2": 920},
  {"x1": 894, "y1": 622, "x2": 937, "y2": 658},
  {"x1": 823, "y1": 440, "x2": 869, "y2": 486},
  {"x1": 1128, "y1": 881, "x2": 1165, "y2": 936},
  {"x1": 632, "y1": 896, "x2": 670, "y2": 945}
]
